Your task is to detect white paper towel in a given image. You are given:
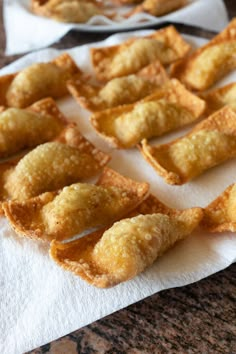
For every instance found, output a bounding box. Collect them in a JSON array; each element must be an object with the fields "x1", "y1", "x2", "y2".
[
  {"x1": 1, "y1": 32, "x2": 236, "y2": 354},
  {"x1": 3, "y1": 0, "x2": 229, "y2": 55}
]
